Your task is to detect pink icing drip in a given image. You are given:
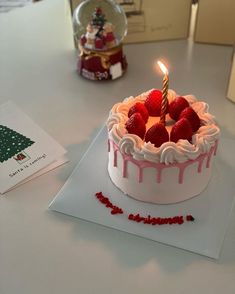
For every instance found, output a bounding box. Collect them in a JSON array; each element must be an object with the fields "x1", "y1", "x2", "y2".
[
  {"x1": 139, "y1": 168, "x2": 143, "y2": 183},
  {"x1": 178, "y1": 166, "x2": 187, "y2": 184},
  {"x1": 206, "y1": 146, "x2": 214, "y2": 168},
  {"x1": 157, "y1": 168, "x2": 162, "y2": 183},
  {"x1": 111, "y1": 141, "x2": 119, "y2": 167},
  {"x1": 197, "y1": 157, "x2": 204, "y2": 173},
  {"x1": 108, "y1": 139, "x2": 217, "y2": 184},
  {"x1": 214, "y1": 140, "x2": 218, "y2": 156},
  {"x1": 123, "y1": 159, "x2": 127, "y2": 178}
]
